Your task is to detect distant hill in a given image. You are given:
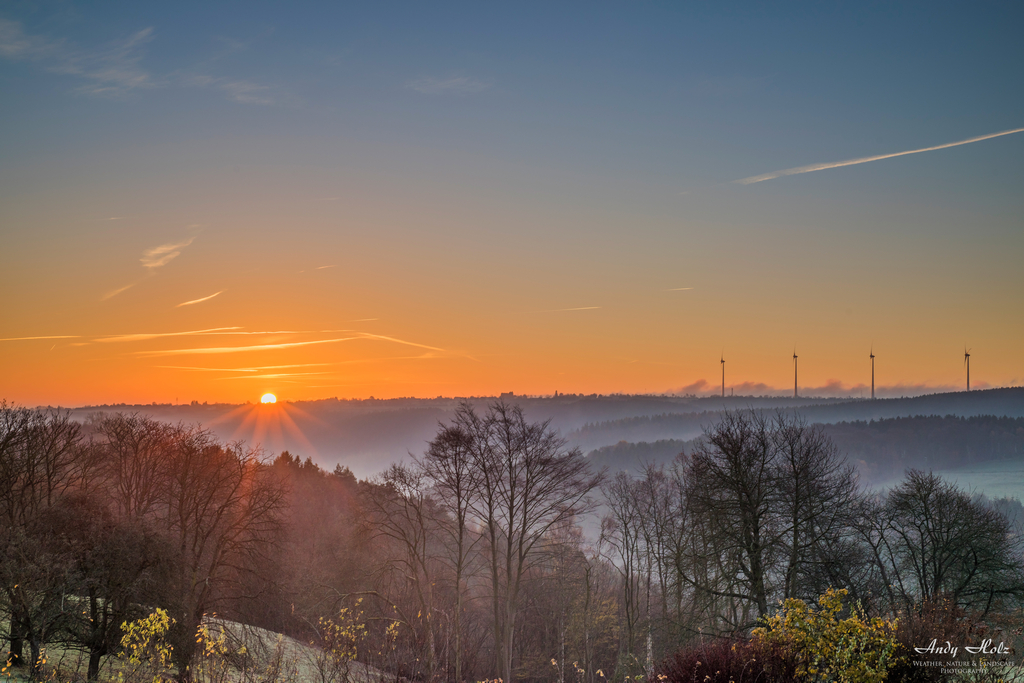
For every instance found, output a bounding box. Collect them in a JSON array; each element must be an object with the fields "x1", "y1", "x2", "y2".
[
  {"x1": 583, "y1": 414, "x2": 1024, "y2": 490},
  {"x1": 62, "y1": 387, "x2": 1024, "y2": 478},
  {"x1": 585, "y1": 438, "x2": 693, "y2": 473},
  {"x1": 826, "y1": 415, "x2": 1024, "y2": 485},
  {"x1": 62, "y1": 394, "x2": 853, "y2": 476},
  {"x1": 571, "y1": 388, "x2": 1024, "y2": 448}
]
